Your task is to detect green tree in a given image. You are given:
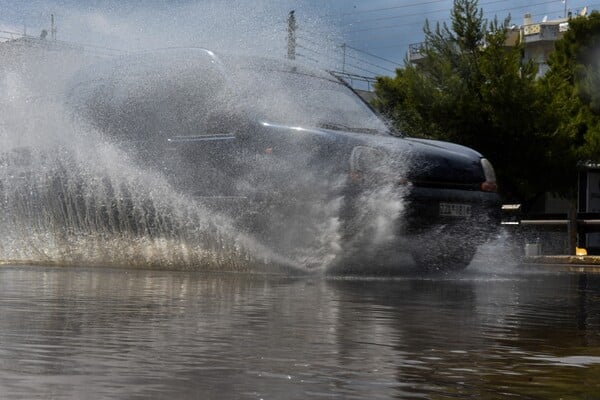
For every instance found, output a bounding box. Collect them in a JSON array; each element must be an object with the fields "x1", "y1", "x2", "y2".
[
  {"x1": 373, "y1": 0, "x2": 572, "y2": 204},
  {"x1": 540, "y1": 12, "x2": 600, "y2": 163}
]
